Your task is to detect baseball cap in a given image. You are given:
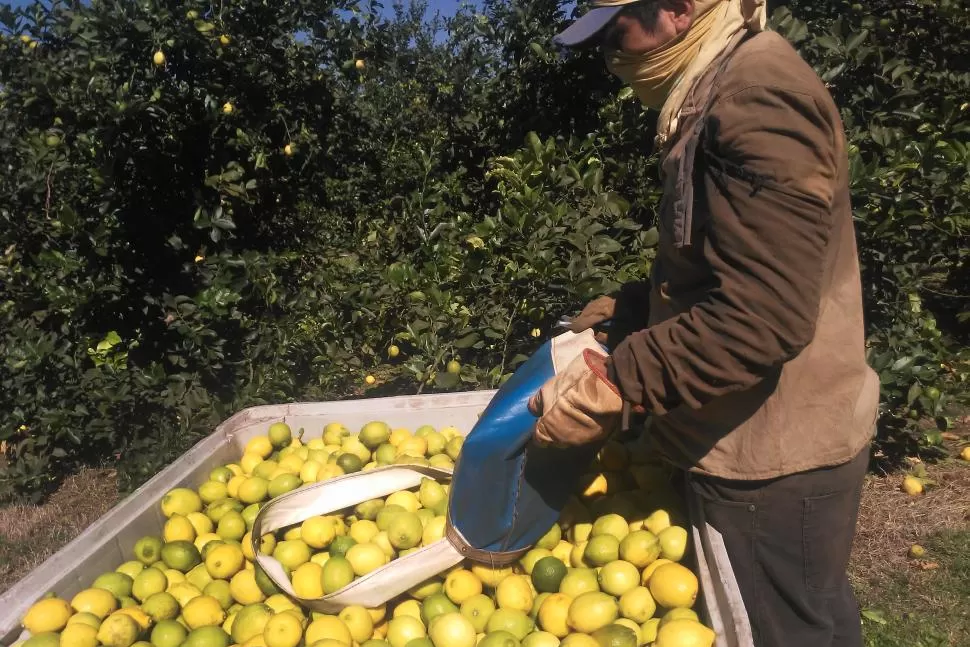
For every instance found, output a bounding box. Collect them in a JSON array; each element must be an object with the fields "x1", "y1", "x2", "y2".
[{"x1": 553, "y1": 0, "x2": 644, "y2": 48}]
